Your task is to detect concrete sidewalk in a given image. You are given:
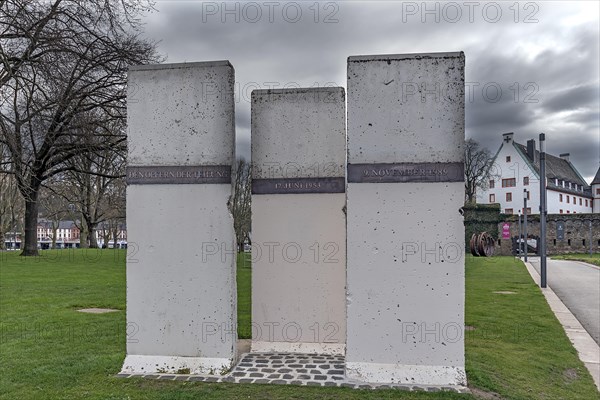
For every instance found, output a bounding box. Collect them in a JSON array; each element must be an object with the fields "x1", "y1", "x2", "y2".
[
  {"x1": 523, "y1": 258, "x2": 600, "y2": 391},
  {"x1": 529, "y1": 257, "x2": 600, "y2": 345}
]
